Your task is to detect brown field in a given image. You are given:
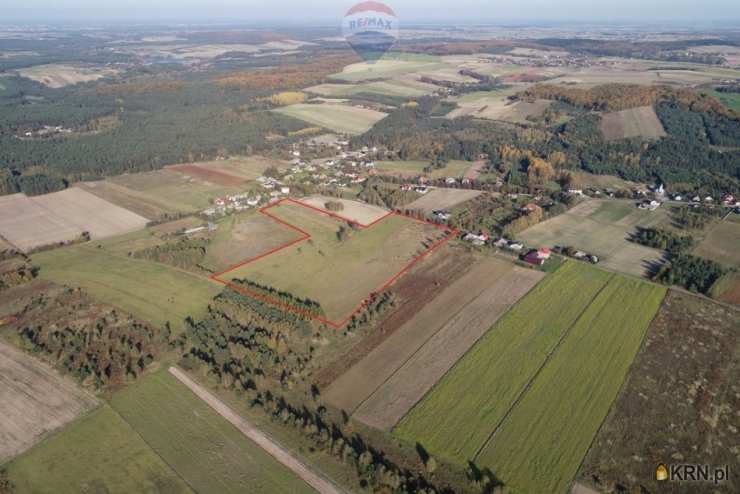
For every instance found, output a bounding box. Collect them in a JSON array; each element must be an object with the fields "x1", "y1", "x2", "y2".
[
  {"x1": 299, "y1": 195, "x2": 390, "y2": 225},
  {"x1": 463, "y1": 160, "x2": 487, "y2": 181},
  {"x1": 406, "y1": 188, "x2": 483, "y2": 213},
  {"x1": 168, "y1": 163, "x2": 245, "y2": 186},
  {"x1": 447, "y1": 89, "x2": 550, "y2": 124},
  {"x1": 16, "y1": 64, "x2": 117, "y2": 88},
  {"x1": 314, "y1": 245, "x2": 475, "y2": 390},
  {"x1": 577, "y1": 290, "x2": 740, "y2": 493},
  {"x1": 0, "y1": 189, "x2": 147, "y2": 253},
  {"x1": 0, "y1": 193, "x2": 84, "y2": 252},
  {"x1": 76, "y1": 181, "x2": 182, "y2": 220},
  {"x1": 0, "y1": 341, "x2": 99, "y2": 463},
  {"x1": 600, "y1": 106, "x2": 667, "y2": 141},
  {"x1": 692, "y1": 220, "x2": 740, "y2": 267},
  {"x1": 352, "y1": 263, "x2": 544, "y2": 430},
  {"x1": 33, "y1": 188, "x2": 149, "y2": 240},
  {"x1": 710, "y1": 271, "x2": 740, "y2": 306},
  {"x1": 324, "y1": 257, "x2": 533, "y2": 415},
  {"x1": 202, "y1": 212, "x2": 301, "y2": 273}
]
